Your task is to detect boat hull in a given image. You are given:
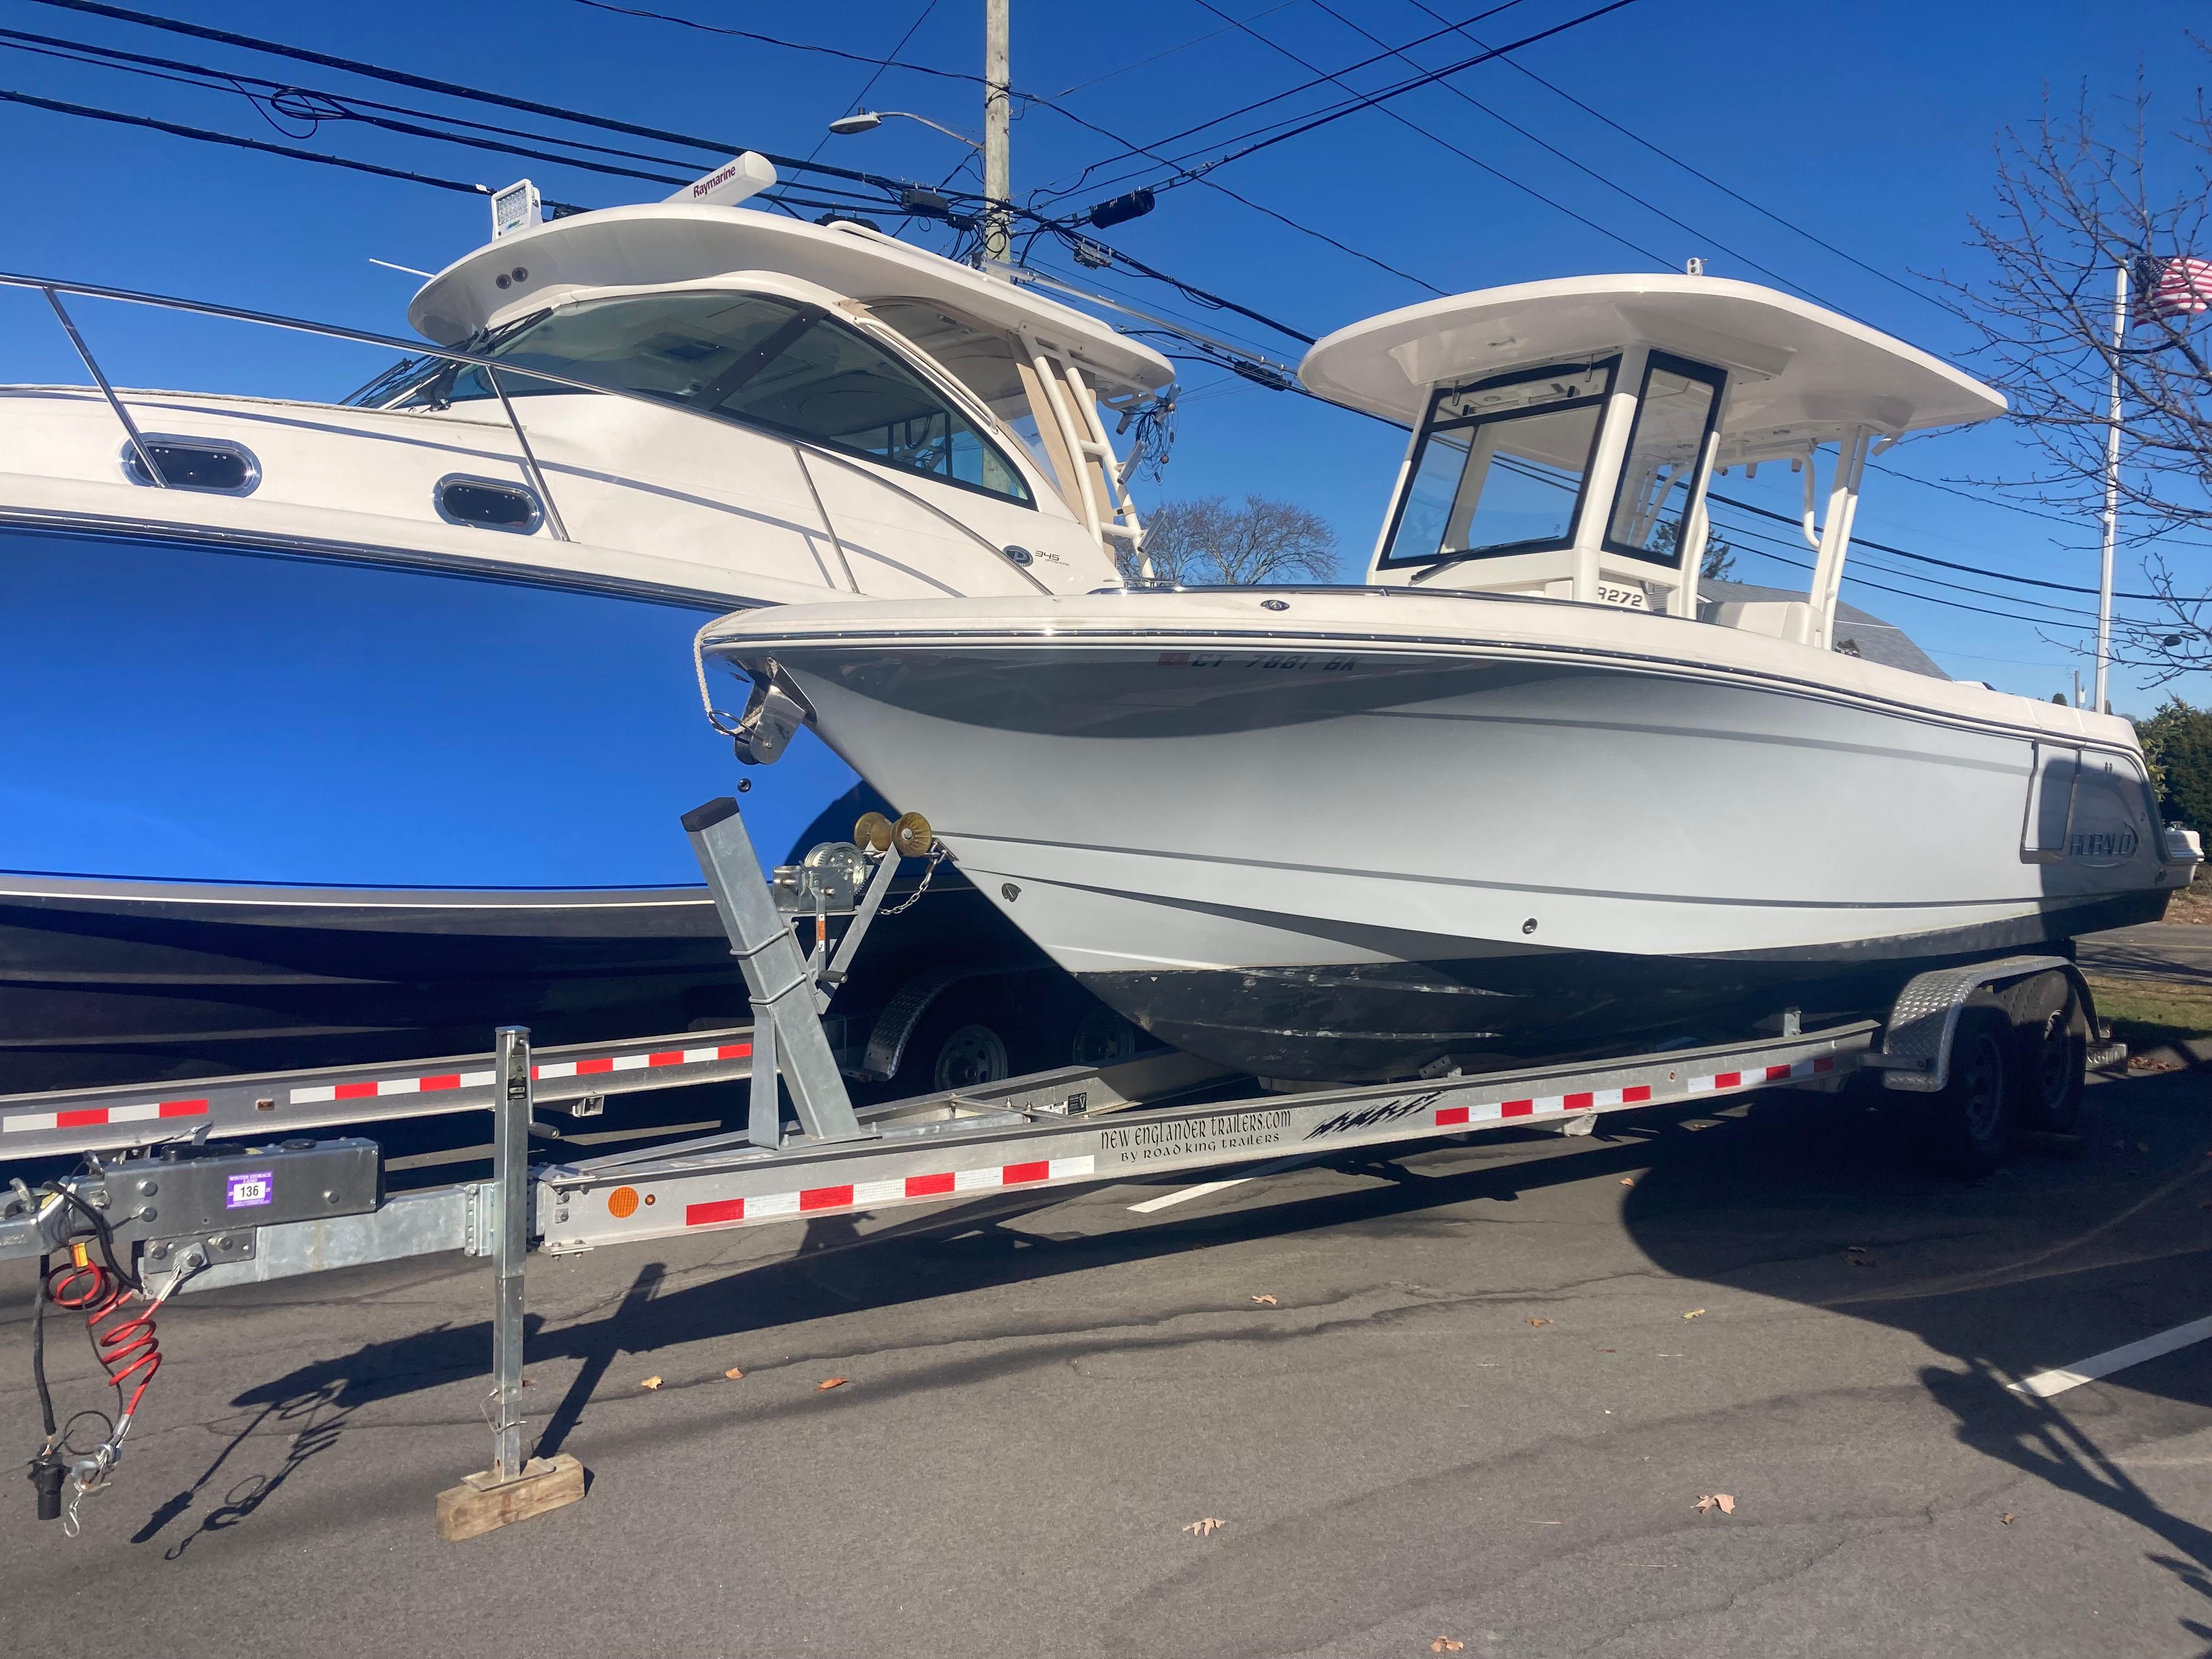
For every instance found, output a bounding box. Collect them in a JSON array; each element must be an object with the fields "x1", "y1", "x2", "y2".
[
  {"x1": 0, "y1": 874, "x2": 746, "y2": 1093},
  {"x1": 714, "y1": 596, "x2": 2184, "y2": 1081}
]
